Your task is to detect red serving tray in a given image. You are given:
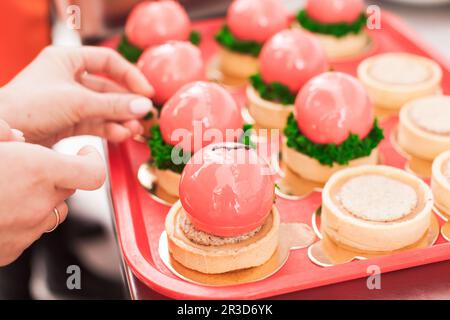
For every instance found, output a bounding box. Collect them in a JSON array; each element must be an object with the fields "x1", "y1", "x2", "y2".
[{"x1": 107, "y1": 11, "x2": 450, "y2": 299}]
